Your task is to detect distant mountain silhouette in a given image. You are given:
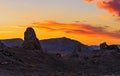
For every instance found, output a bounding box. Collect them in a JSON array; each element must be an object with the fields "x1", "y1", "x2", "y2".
[
  {"x1": 40, "y1": 37, "x2": 93, "y2": 54},
  {"x1": 1, "y1": 38, "x2": 23, "y2": 47},
  {"x1": 90, "y1": 45, "x2": 100, "y2": 50},
  {"x1": 1, "y1": 38, "x2": 120, "y2": 55},
  {"x1": 90, "y1": 45, "x2": 120, "y2": 51},
  {"x1": 1, "y1": 37, "x2": 93, "y2": 54}
]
